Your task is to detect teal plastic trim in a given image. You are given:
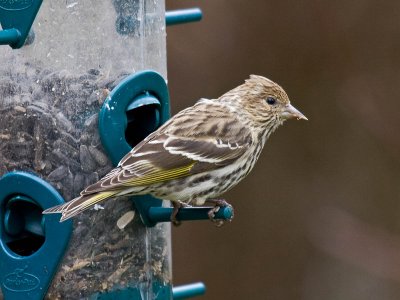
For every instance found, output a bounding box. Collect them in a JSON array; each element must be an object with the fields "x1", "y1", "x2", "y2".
[
  {"x1": 173, "y1": 282, "x2": 206, "y2": 300},
  {"x1": 166, "y1": 8, "x2": 202, "y2": 26},
  {"x1": 0, "y1": 171, "x2": 72, "y2": 300},
  {"x1": 148, "y1": 206, "x2": 234, "y2": 223},
  {"x1": 0, "y1": 0, "x2": 43, "y2": 48}
]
